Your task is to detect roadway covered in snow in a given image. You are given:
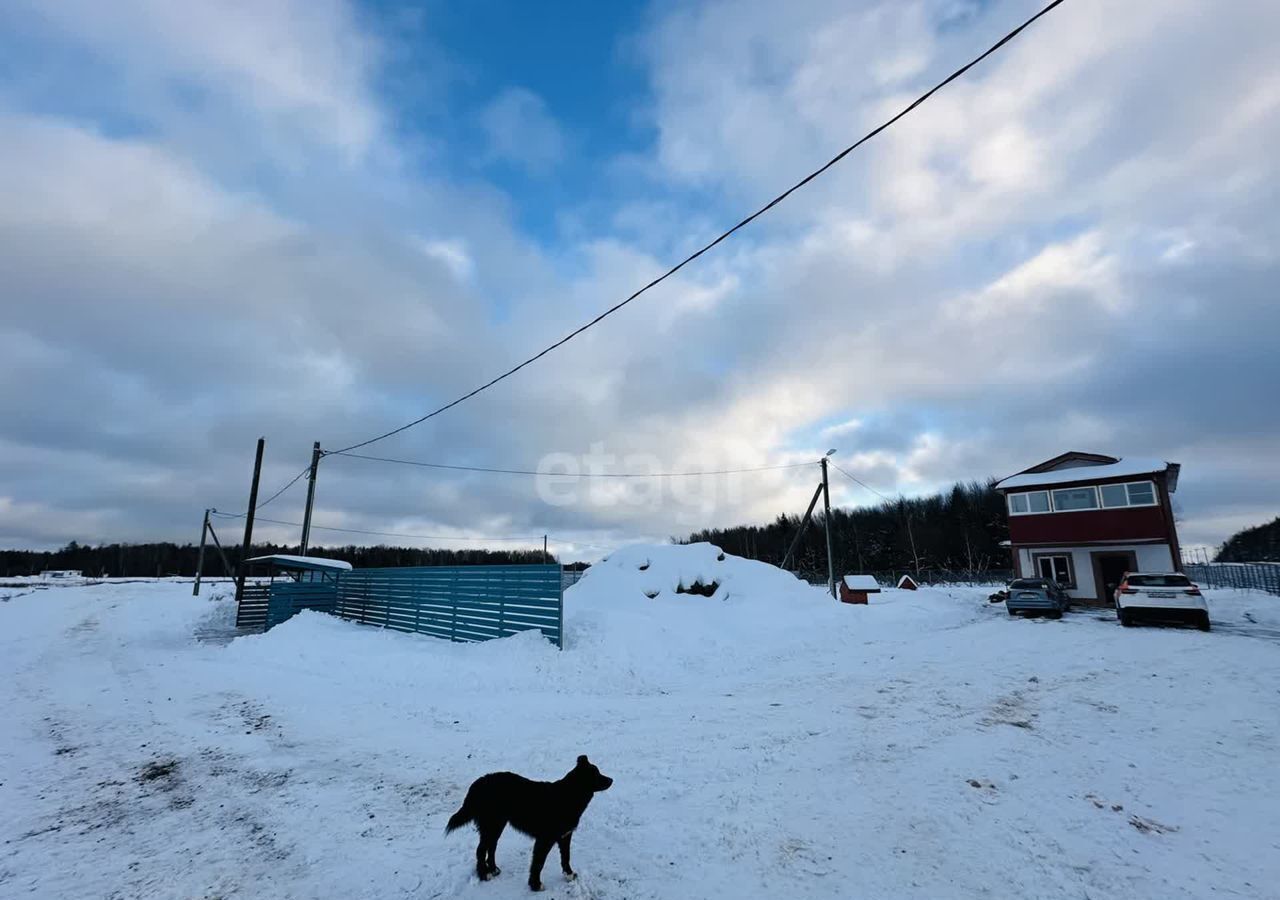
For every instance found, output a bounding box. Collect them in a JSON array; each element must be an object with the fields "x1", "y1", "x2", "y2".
[{"x1": 1, "y1": 546, "x2": 1278, "y2": 899}]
